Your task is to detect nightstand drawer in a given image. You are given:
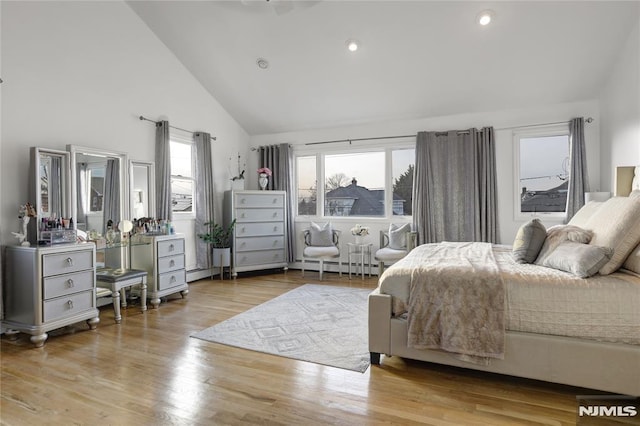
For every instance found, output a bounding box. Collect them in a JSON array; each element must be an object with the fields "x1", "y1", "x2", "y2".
[
  {"x1": 158, "y1": 269, "x2": 186, "y2": 290},
  {"x1": 236, "y1": 236, "x2": 285, "y2": 252},
  {"x1": 44, "y1": 270, "x2": 95, "y2": 300},
  {"x1": 42, "y1": 250, "x2": 94, "y2": 277},
  {"x1": 235, "y1": 193, "x2": 284, "y2": 208},
  {"x1": 157, "y1": 254, "x2": 184, "y2": 273},
  {"x1": 235, "y1": 249, "x2": 285, "y2": 267},
  {"x1": 43, "y1": 290, "x2": 94, "y2": 322},
  {"x1": 235, "y1": 208, "x2": 284, "y2": 222},
  {"x1": 236, "y1": 222, "x2": 284, "y2": 237},
  {"x1": 157, "y1": 239, "x2": 185, "y2": 257}
]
